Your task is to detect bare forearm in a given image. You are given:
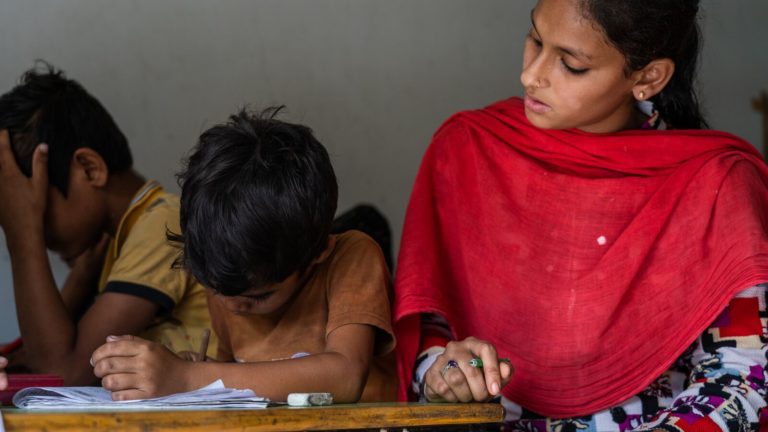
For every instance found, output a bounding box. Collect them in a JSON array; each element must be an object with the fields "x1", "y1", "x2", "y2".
[
  {"x1": 6, "y1": 230, "x2": 80, "y2": 377},
  {"x1": 60, "y1": 235, "x2": 107, "y2": 320},
  {"x1": 184, "y1": 353, "x2": 369, "y2": 403},
  {"x1": 95, "y1": 326, "x2": 376, "y2": 401},
  {"x1": 60, "y1": 266, "x2": 99, "y2": 320}
]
